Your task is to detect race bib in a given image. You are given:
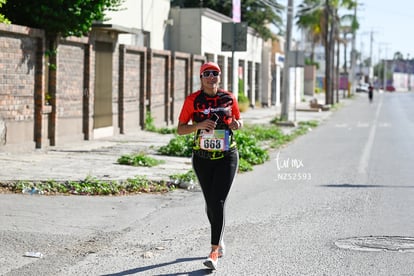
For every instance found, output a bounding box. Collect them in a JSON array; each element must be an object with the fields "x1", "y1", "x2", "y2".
[{"x1": 199, "y1": 129, "x2": 230, "y2": 151}]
